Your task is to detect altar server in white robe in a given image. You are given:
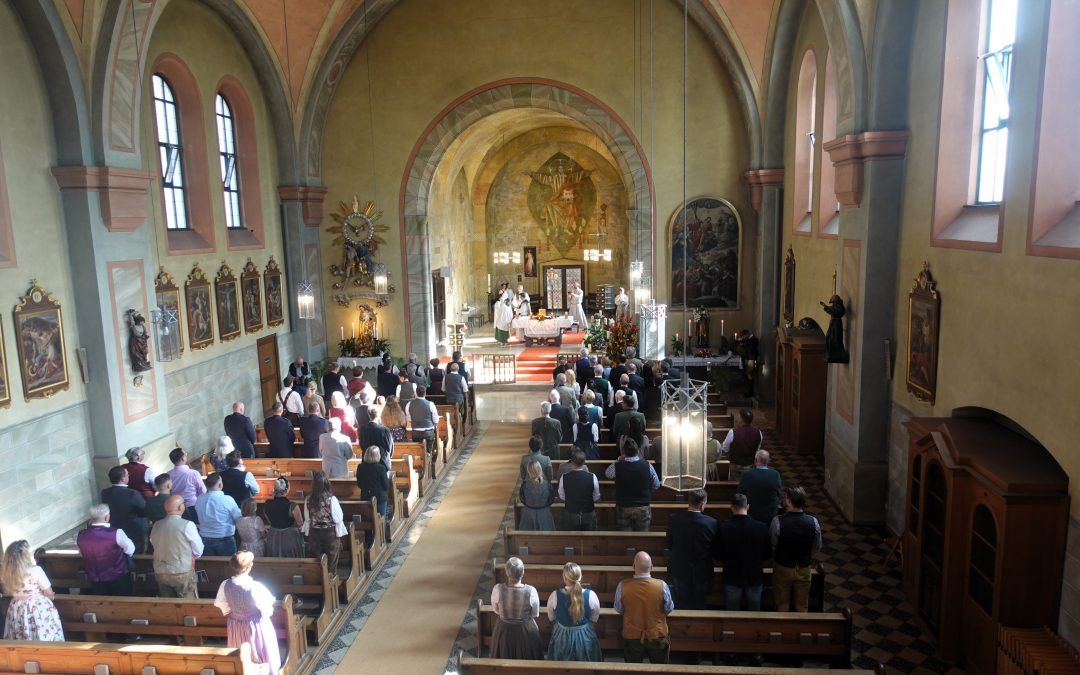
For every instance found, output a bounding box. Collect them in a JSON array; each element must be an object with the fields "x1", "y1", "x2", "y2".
[
  {"x1": 568, "y1": 282, "x2": 587, "y2": 331},
  {"x1": 494, "y1": 283, "x2": 514, "y2": 344}
]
